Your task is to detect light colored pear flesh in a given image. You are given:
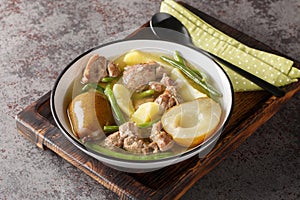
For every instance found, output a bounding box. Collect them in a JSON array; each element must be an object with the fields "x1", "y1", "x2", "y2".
[
  {"x1": 113, "y1": 84, "x2": 135, "y2": 117},
  {"x1": 161, "y1": 97, "x2": 222, "y2": 147}
]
